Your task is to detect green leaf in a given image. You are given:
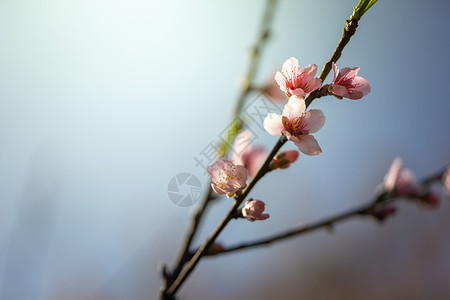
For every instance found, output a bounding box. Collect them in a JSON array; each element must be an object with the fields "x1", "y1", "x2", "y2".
[{"x1": 353, "y1": 0, "x2": 378, "y2": 19}]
